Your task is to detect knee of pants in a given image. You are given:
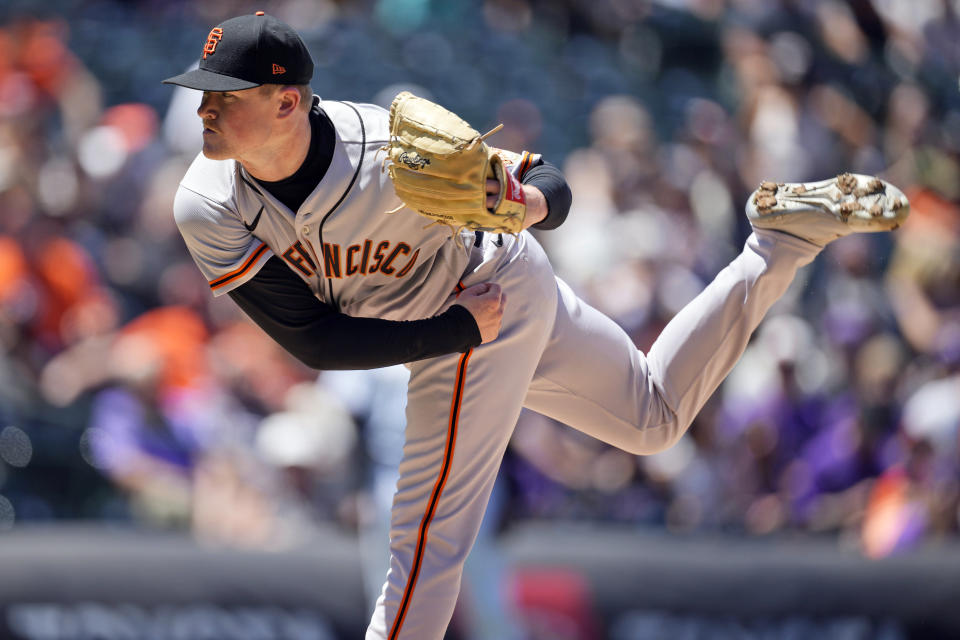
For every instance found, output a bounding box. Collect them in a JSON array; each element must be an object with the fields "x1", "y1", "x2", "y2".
[
  {"x1": 626, "y1": 421, "x2": 686, "y2": 456},
  {"x1": 621, "y1": 398, "x2": 688, "y2": 456}
]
